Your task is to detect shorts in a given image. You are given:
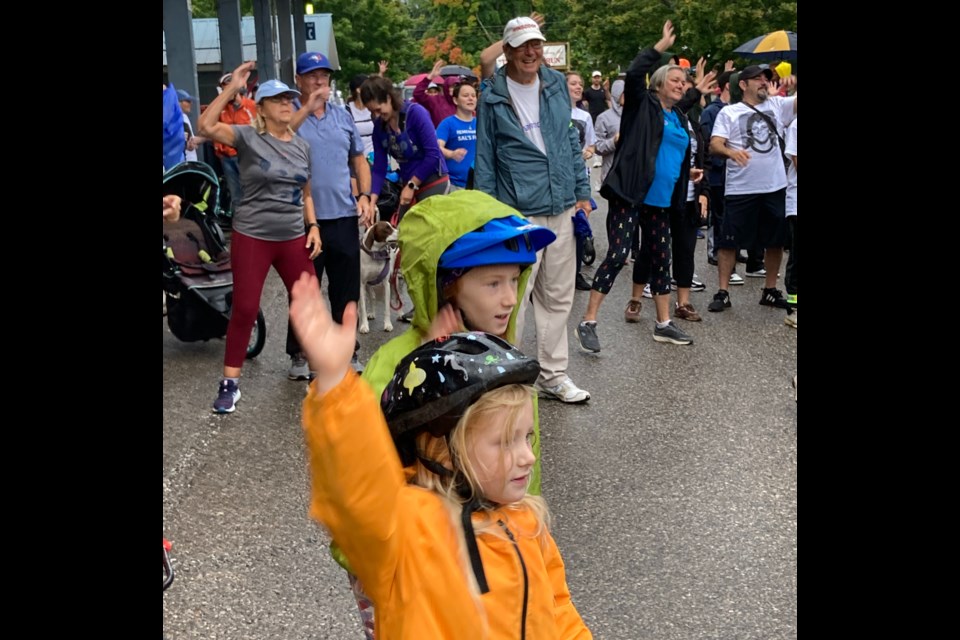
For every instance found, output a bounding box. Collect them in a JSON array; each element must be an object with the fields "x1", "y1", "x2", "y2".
[{"x1": 718, "y1": 188, "x2": 786, "y2": 250}]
